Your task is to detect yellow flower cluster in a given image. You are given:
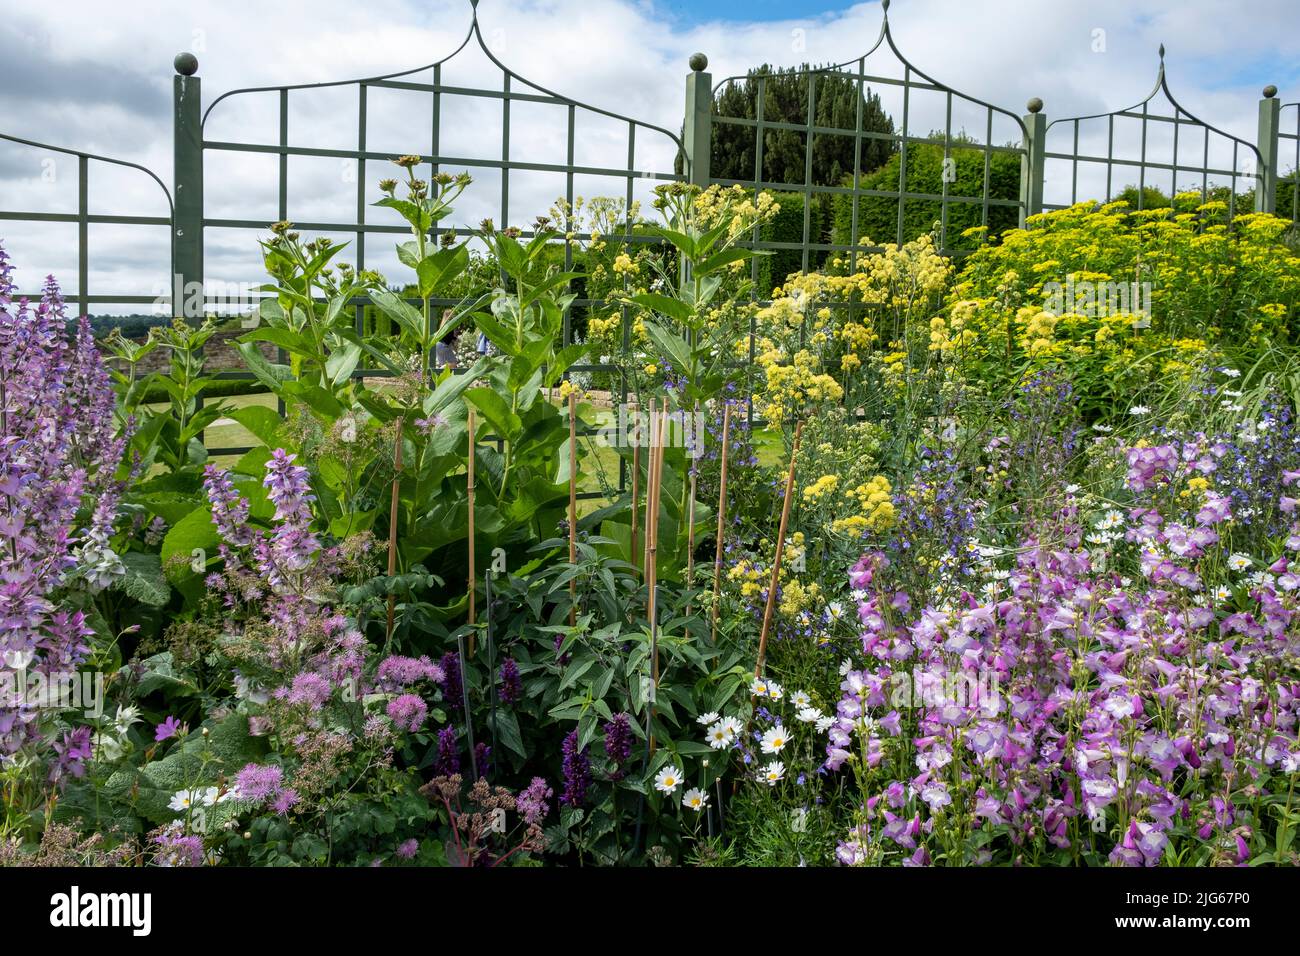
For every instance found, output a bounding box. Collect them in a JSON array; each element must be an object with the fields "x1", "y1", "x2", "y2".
[
  {"x1": 756, "y1": 348, "x2": 844, "y2": 422},
  {"x1": 725, "y1": 532, "x2": 820, "y2": 620},
  {"x1": 557, "y1": 380, "x2": 586, "y2": 401},
  {"x1": 830, "y1": 475, "x2": 896, "y2": 535},
  {"x1": 1179, "y1": 474, "x2": 1211, "y2": 500},
  {"x1": 692, "y1": 184, "x2": 781, "y2": 243},
  {"x1": 727, "y1": 558, "x2": 765, "y2": 600},
  {"x1": 586, "y1": 311, "x2": 648, "y2": 354},
  {"x1": 802, "y1": 473, "x2": 840, "y2": 503},
  {"x1": 945, "y1": 198, "x2": 1300, "y2": 402}
]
